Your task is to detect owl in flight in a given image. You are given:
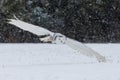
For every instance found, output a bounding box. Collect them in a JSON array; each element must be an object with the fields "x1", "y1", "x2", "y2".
[{"x1": 7, "y1": 19, "x2": 106, "y2": 62}]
